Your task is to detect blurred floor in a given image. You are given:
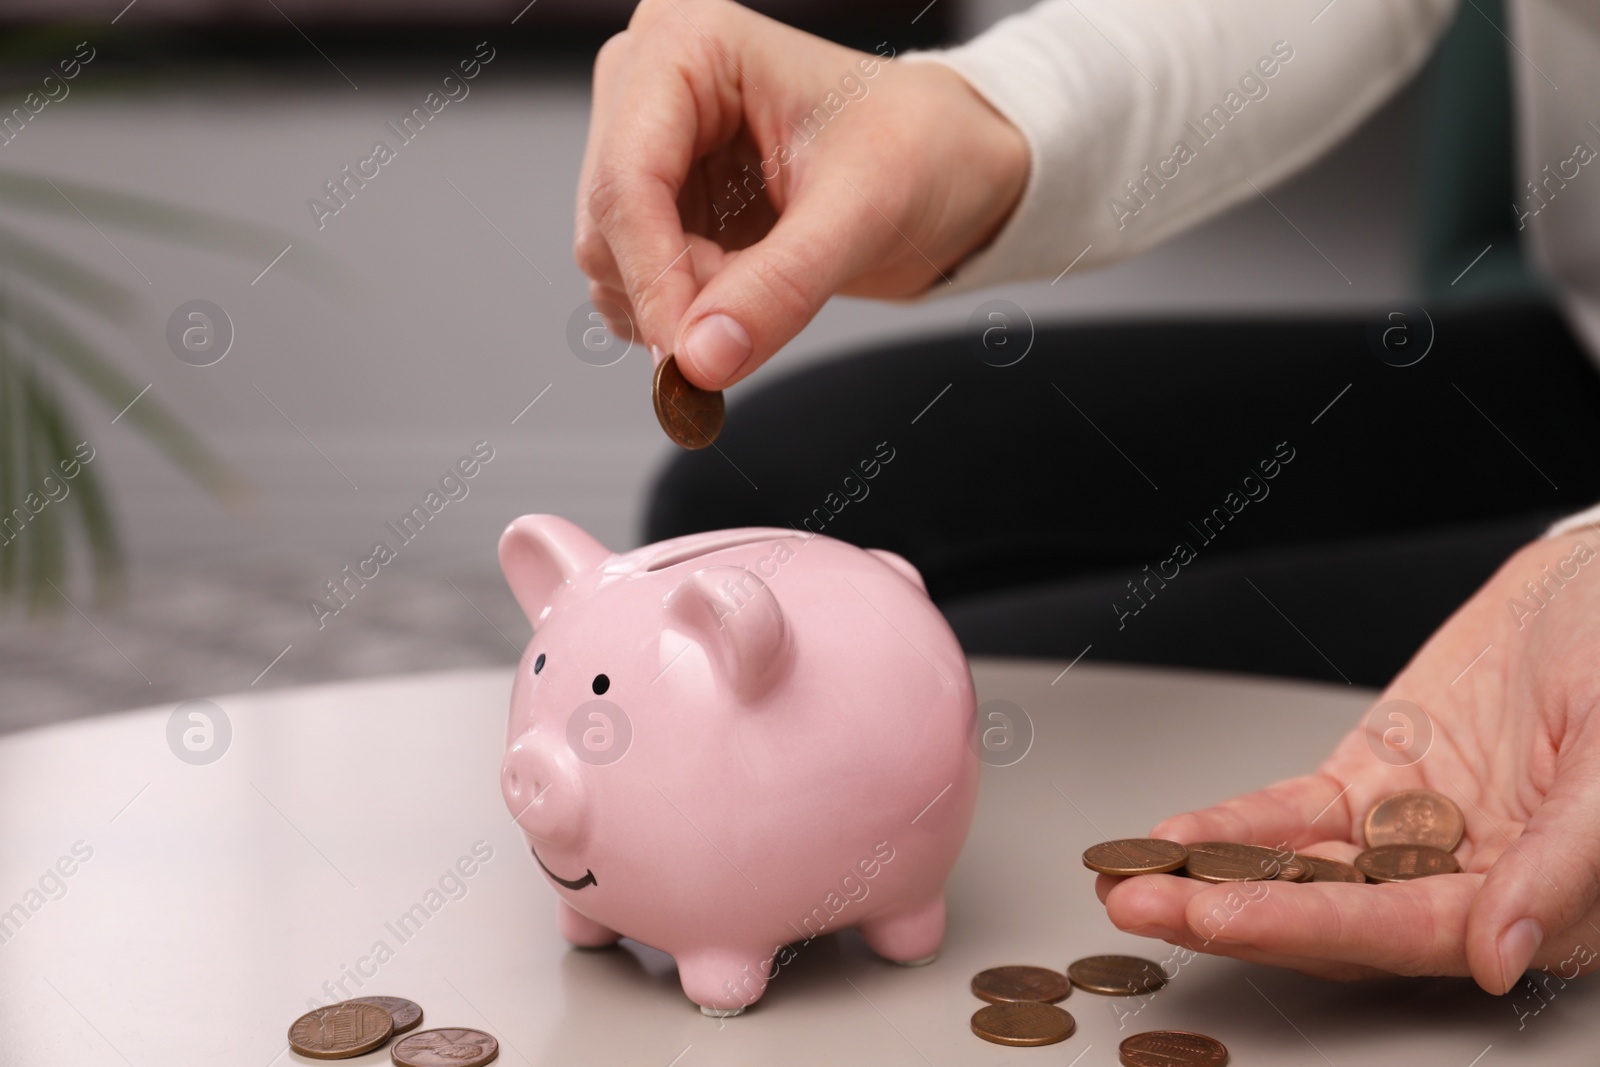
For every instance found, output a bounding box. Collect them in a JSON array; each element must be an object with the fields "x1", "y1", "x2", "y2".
[
  {"x1": 0, "y1": 551, "x2": 526, "y2": 734},
  {"x1": 0, "y1": 38, "x2": 1426, "y2": 730}
]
